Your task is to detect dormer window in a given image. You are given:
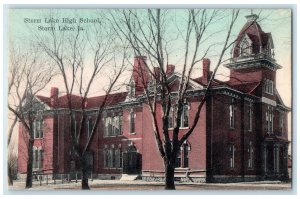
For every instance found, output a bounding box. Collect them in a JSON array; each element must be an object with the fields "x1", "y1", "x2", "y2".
[{"x1": 240, "y1": 35, "x2": 252, "y2": 57}]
